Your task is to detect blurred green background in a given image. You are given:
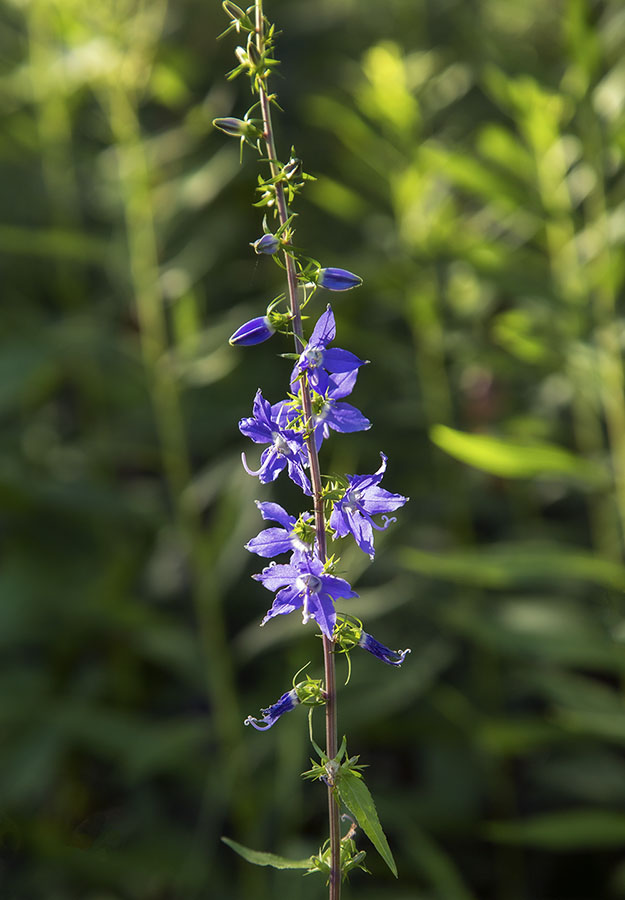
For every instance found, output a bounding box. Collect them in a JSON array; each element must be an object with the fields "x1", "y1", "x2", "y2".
[{"x1": 4, "y1": 0, "x2": 625, "y2": 897}]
